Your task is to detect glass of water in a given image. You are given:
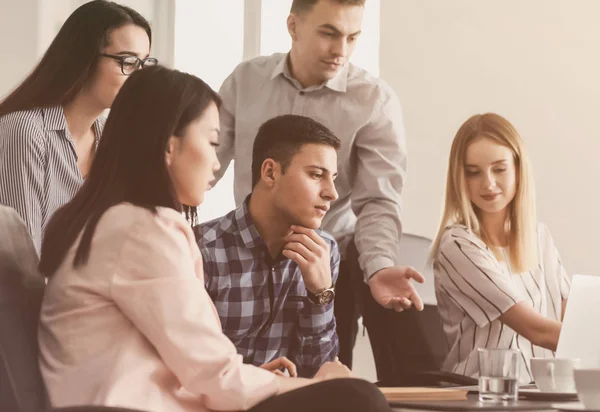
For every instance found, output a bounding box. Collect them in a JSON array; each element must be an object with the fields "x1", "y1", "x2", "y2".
[{"x1": 478, "y1": 348, "x2": 520, "y2": 402}]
